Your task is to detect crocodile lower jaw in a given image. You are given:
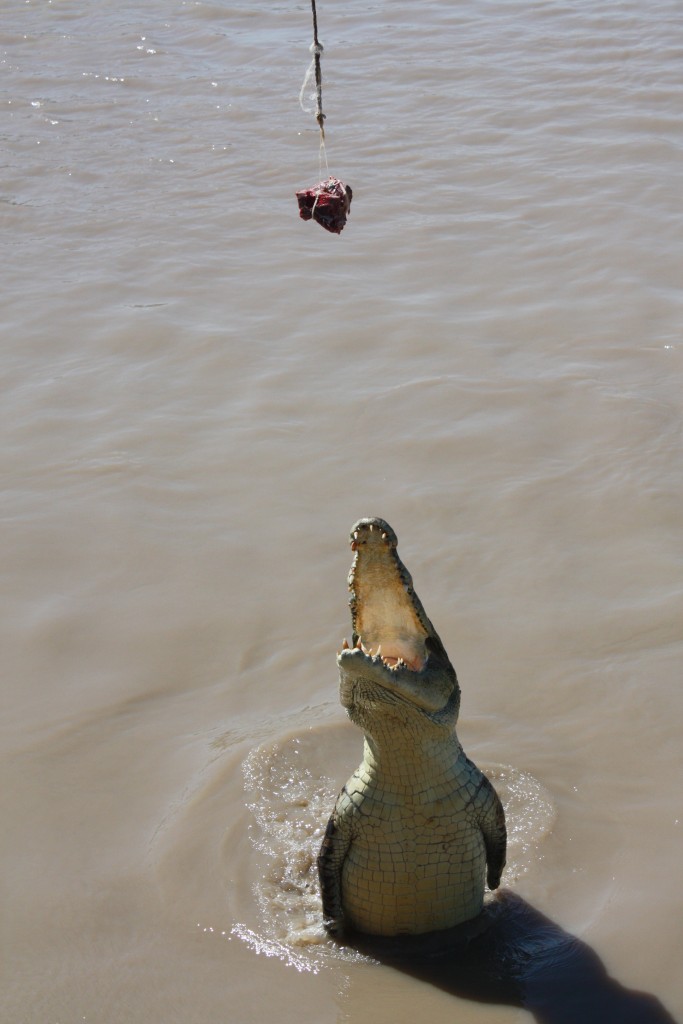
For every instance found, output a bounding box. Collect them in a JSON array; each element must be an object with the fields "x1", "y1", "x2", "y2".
[{"x1": 337, "y1": 636, "x2": 421, "y2": 672}]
